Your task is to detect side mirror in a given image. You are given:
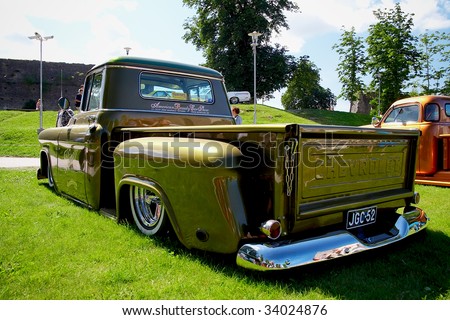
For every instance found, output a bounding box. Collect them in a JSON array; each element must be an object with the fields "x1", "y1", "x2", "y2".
[
  {"x1": 58, "y1": 97, "x2": 70, "y2": 110},
  {"x1": 371, "y1": 116, "x2": 380, "y2": 127}
]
